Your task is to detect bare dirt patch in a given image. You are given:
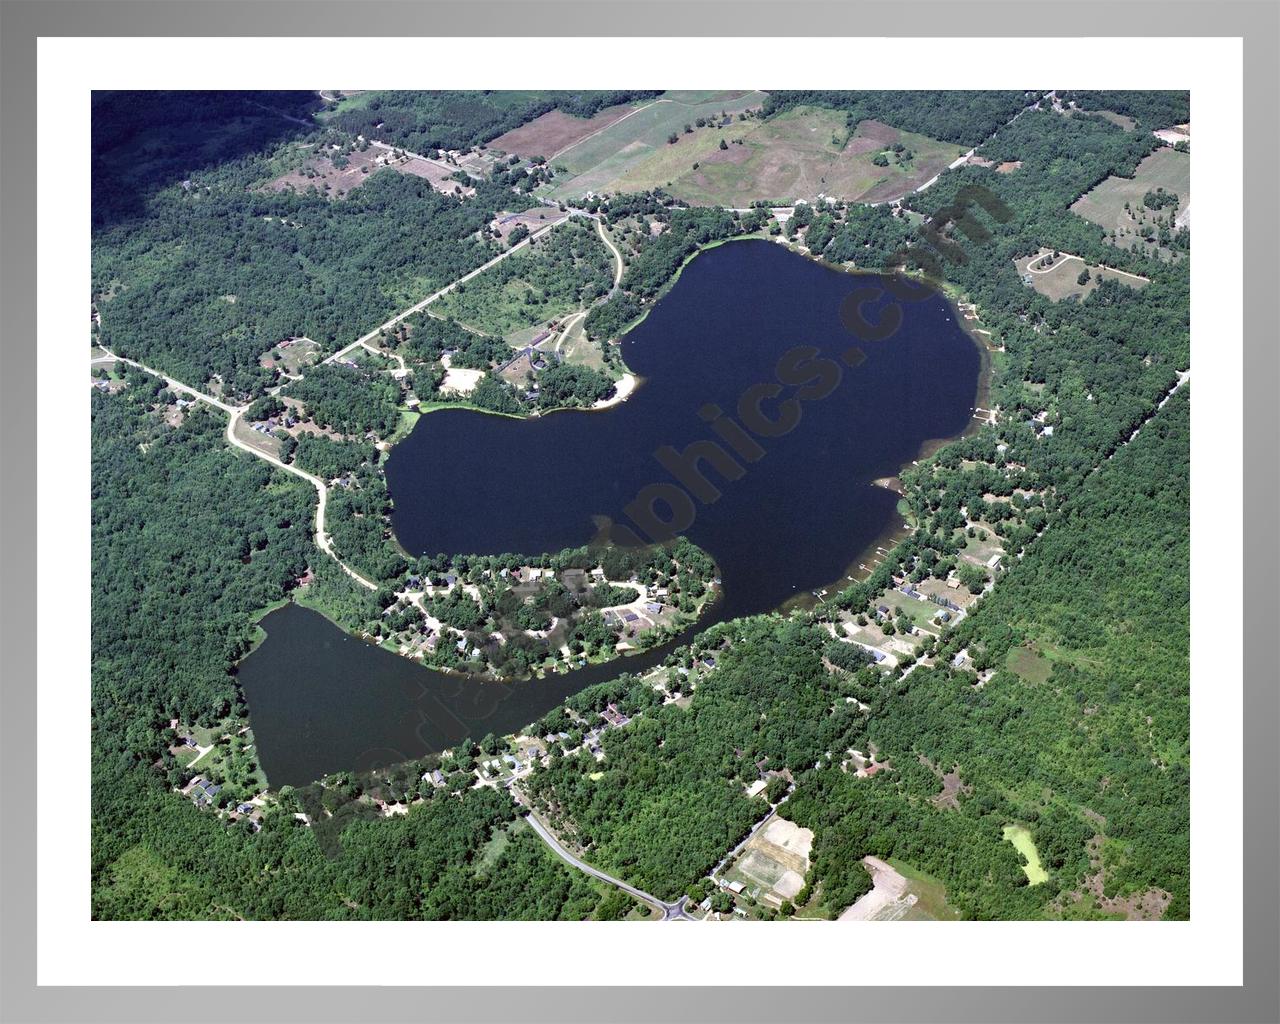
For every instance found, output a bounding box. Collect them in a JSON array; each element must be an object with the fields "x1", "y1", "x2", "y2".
[
  {"x1": 489, "y1": 104, "x2": 637, "y2": 160},
  {"x1": 265, "y1": 147, "x2": 394, "y2": 199},
  {"x1": 490, "y1": 206, "x2": 563, "y2": 242},
  {"x1": 265, "y1": 146, "x2": 470, "y2": 199},
  {"x1": 839, "y1": 857, "x2": 917, "y2": 921},
  {"x1": 726, "y1": 816, "x2": 814, "y2": 908},
  {"x1": 439, "y1": 356, "x2": 484, "y2": 396},
  {"x1": 397, "y1": 154, "x2": 475, "y2": 197},
  {"x1": 1060, "y1": 836, "x2": 1173, "y2": 920}
]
